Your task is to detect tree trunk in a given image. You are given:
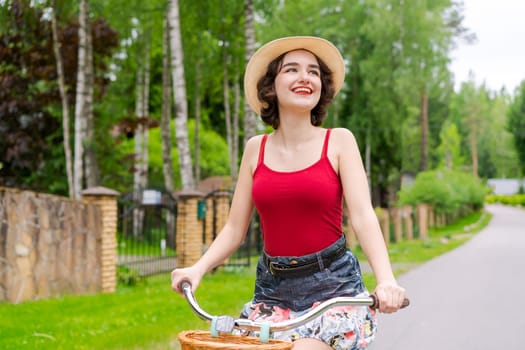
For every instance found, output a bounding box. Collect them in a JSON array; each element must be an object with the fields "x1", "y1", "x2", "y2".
[
  {"x1": 470, "y1": 121, "x2": 479, "y2": 177},
  {"x1": 51, "y1": 1, "x2": 74, "y2": 198},
  {"x1": 133, "y1": 34, "x2": 151, "y2": 238},
  {"x1": 223, "y1": 49, "x2": 234, "y2": 180},
  {"x1": 232, "y1": 73, "x2": 240, "y2": 184},
  {"x1": 83, "y1": 4, "x2": 99, "y2": 188},
  {"x1": 141, "y1": 36, "x2": 151, "y2": 193},
  {"x1": 194, "y1": 56, "x2": 202, "y2": 185},
  {"x1": 73, "y1": 0, "x2": 89, "y2": 199},
  {"x1": 161, "y1": 14, "x2": 175, "y2": 193},
  {"x1": 168, "y1": 0, "x2": 195, "y2": 190},
  {"x1": 420, "y1": 91, "x2": 429, "y2": 171},
  {"x1": 133, "y1": 54, "x2": 145, "y2": 238},
  {"x1": 161, "y1": 15, "x2": 177, "y2": 249},
  {"x1": 243, "y1": 0, "x2": 256, "y2": 146}
]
